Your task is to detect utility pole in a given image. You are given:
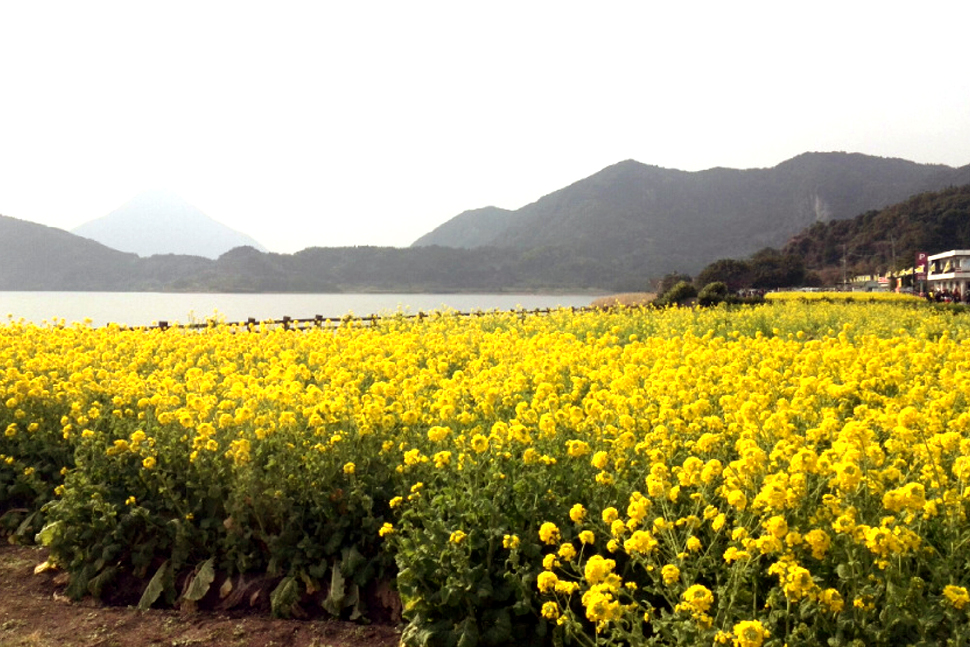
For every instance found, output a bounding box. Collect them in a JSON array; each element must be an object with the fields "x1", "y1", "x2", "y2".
[
  {"x1": 890, "y1": 235, "x2": 897, "y2": 289},
  {"x1": 842, "y1": 244, "x2": 847, "y2": 290}
]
